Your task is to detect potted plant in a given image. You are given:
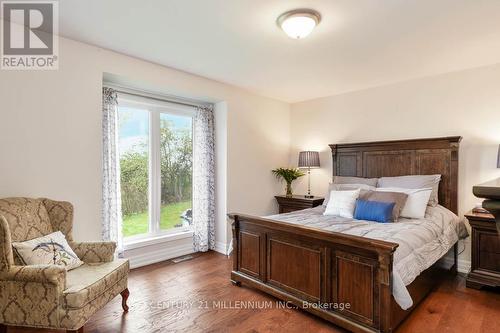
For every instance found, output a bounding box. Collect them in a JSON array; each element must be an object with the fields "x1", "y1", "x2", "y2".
[{"x1": 272, "y1": 167, "x2": 305, "y2": 197}]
